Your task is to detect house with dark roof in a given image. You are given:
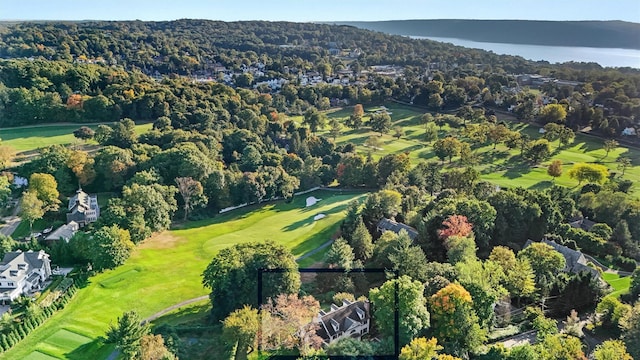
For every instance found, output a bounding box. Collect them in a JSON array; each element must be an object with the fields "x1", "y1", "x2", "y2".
[
  {"x1": 0, "y1": 250, "x2": 52, "y2": 304},
  {"x1": 66, "y1": 187, "x2": 99, "y2": 227},
  {"x1": 524, "y1": 239, "x2": 601, "y2": 281},
  {"x1": 376, "y1": 218, "x2": 419, "y2": 240},
  {"x1": 569, "y1": 218, "x2": 597, "y2": 232},
  {"x1": 314, "y1": 299, "x2": 370, "y2": 346}
]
